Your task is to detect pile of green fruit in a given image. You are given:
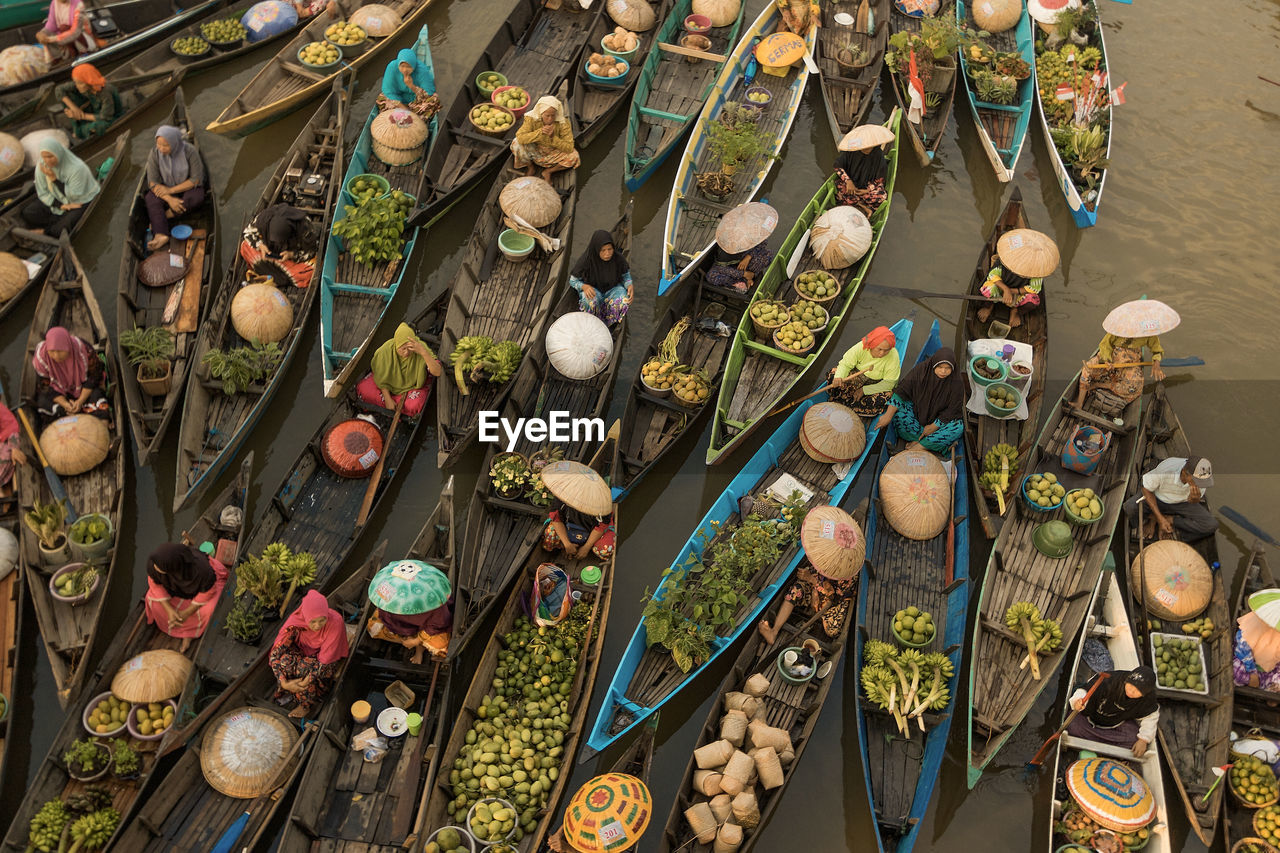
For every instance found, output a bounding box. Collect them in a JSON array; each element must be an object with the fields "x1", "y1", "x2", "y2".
[
  {"x1": 986, "y1": 384, "x2": 1018, "y2": 411},
  {"x1": 54, "y1": 565, "x2": 97, "y2": 599},
  {"x1": 424, "y1": 827, "x2": 470, "y2": 853},
  {"x1": 449, "y1": 337, "x2": 523, "y2": 394},
  {"x1": 893, "y1": 605, "x2": 934, "y2": 645},
  {"x1": 200, "y1": 17, "x2": 245, "y2": 43},
  {"x1": 299, "y1": 40, "x2": 341, "y2": 66},
  {"x1": 1023, "y1": 471, "x2": 1065, "y2": 508},
  {"x1": 468, "y1": 799, "x2": 517, "y2": 845},
  {"x1": 1152, "y1": 633, "x2": 1205, "y2": 692},
  {"x1": 1181, "y1": 616, "x2": 1215, "y2": 640},
  {"x1": 470, "y1": 104, "x2": 514, "y2": 133},
  {"x1": 1253, "y1": 803, "x2": 1280, "y2": 847},
  {"x1": 493, "y1": 86, "x2": 528, "y2": 111},
  {"x1": 1232, "y1": 755, "x2": 1279, "y2": 806},
  {"x1": 794, "y1": 270, "x2": 837, "y2": 300},
  {"x1": 749, "y1": 299, "x2": 787, "y2": 329},
  {"x1": 745, "y1": 89, "x2": 769, "y2": 103},
  {"x1": 332, "y1": 193, "x2": 408, "y2": 266},
  {"x1": 346, "y1": 175, "x2": 385, "y2": 205},
  {"x1": 773, "y1": 320, "x2": 814, "y2": 352},
  {"x1": 978, "y1": 443, "x2": 1019, "y2": 492},
  {"x1": 134, "y1": 701, "x2": 174, "y2": 736},
  {"x1": 1065, "y1": 487, "x2": 1103, "y2": 521},
  {"x1": 324, "y1": 21, "x2": 366, "y2": 45},
  {"x1": 70, "y1": 515, "x2": 109, "y2": 545},
  {"x1": 85, "y1": 694, "x2": 129, "y2": 735},
  {"x1": 171, "y1": 35, "x2": 210, "y2": 56},
  {"x1": 26, "y1": 788, "x2": 117, "y2": 852},
  {"x1": 386, "y1": 188, "x2": 414, "y2": 219},
  {"x1": 788, "y1": 300, "x2": 827, "y2": 330},
  {"x1": 477, "y1": 72, "x2": 505, "y2": 95}
]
